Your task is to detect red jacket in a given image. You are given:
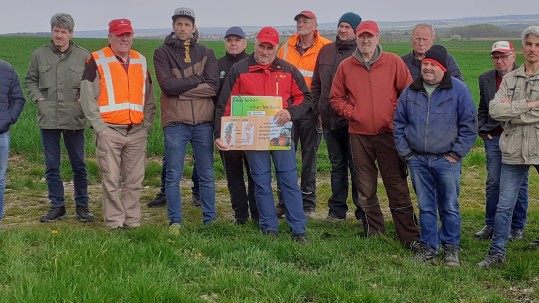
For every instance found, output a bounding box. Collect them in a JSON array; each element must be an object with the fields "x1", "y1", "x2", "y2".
[
  {"x1": 214, "y1": 54, "x2": 312, "y2": 138},
  {"x1": 330, "y1": 50, "x2": 412, "y2": 135}
]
